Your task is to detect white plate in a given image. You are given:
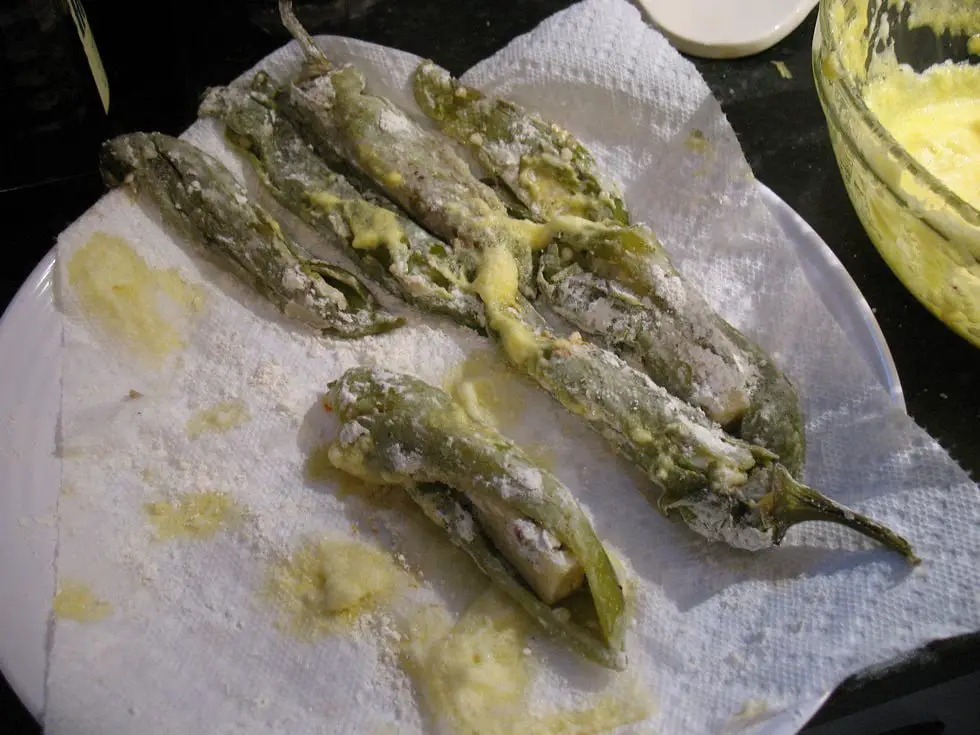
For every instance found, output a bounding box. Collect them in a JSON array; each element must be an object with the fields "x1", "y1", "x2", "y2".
[
  {"x1": 758, "y1": 184, "x2": 904, "y2": 409},
  {"x1": 635, "y1": 0, "x2": 819, "y2": 59},
  {"x1": 0, "y1": 183, "x2": 903, "y2": 719}
]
